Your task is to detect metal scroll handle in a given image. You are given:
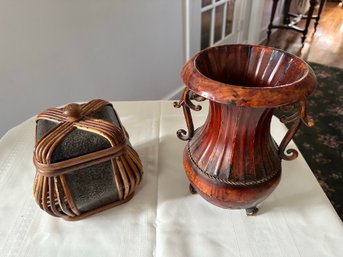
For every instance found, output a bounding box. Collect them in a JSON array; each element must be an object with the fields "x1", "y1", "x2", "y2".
[
  {"x1": 278, "y1": 99, "x2": 314, "y2": 160},
  {"x1": 173, "y1": 88, "x2": 206, "y2": 141}
]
